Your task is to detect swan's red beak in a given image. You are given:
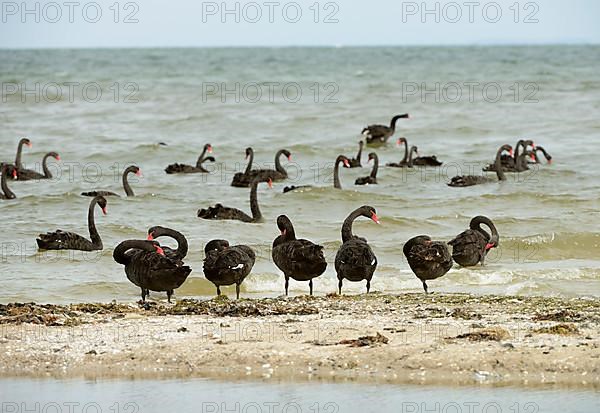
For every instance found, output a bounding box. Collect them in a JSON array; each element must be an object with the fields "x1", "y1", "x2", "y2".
[
  {"x1": 343, "y1": 159, "x2": 350, "y2": 168},
  {"x1": 101, "y1": 207, "x2": 107, "y2": 215},
  {"x1": 509, "y1": 149, "x2": 514, "y2": 157},
  {"x1": 281, "y1": 228, "x2": 287, "y2": 236},
  {"x1": 147, "y1": 233, "x2": 154, "y2": 241},
  {"x1": 155, "y1": 246, "x2": 165, "y2": 256},
  {"x1": 485, "y1": 243, "x2": 495, "y2": 250},
  {"x1": 135, "y1": 169, "x2": 143, "y2": 177},
  {"x1": 55, "y1": 155, "x2": 61, "y2": 161},
  {"x1": 548, "y1": 159, "x2": 552, "y2": 165},
  {"x1": 530, "y1": 154, "x2": 536, "y2": 162},
  {"x1": 26, "y1": 142, "x2": 32, "y2": 148},
  {"x1": 12, "y1": 169, "x2": 18, "y2": 179},
  {"x1": 207, "y1": 145, "x2": 213, "y2": 154},
  {"x1": 287, "y1": 154, "x2": 292, "y2": 161},
  {"x1": 371, "y1": 212, "x2": 380, "y2": 224},
  {"x1": 532, "y1": 143, "x2": 536, "y2": 149},
  {"x1": 267, "y1": 178, "x2": 273, "y2": 189}
]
